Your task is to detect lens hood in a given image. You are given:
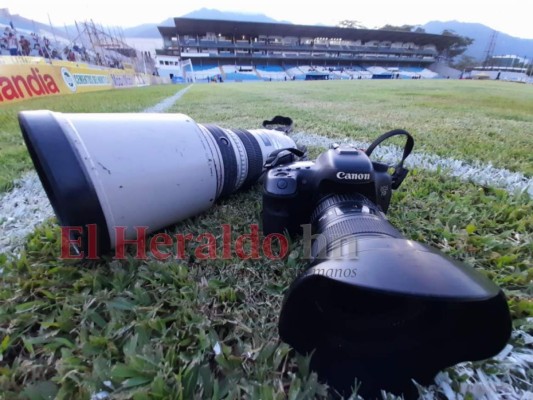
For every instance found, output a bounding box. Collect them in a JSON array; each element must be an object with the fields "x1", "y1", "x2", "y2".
[
  {"x1": 19, "y1": 110, "x2": 112, "y2": 253},
  {"x1": 279, "y1": 238, "x2": 512, "y2": 398}
]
